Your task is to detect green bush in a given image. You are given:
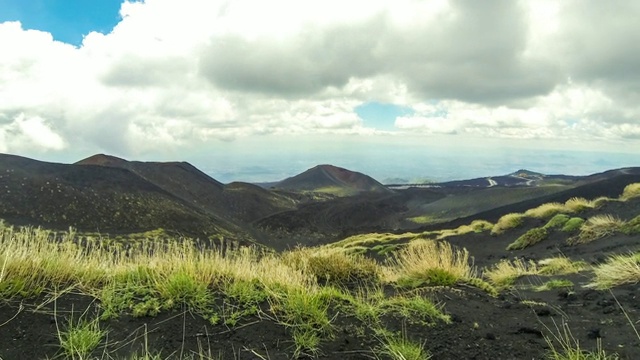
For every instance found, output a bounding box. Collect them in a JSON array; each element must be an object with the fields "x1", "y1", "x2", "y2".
[
  {"x1": 620, "y1": 215, "x2": 640, "y2": 235},
  {"x1": 561, "y1": 217, "x2": 585, "y2": 233},
  {"x1": 507, "y1": 227, "x2": 548, "y2": 250},
  {"x1": 544, "y1": 214, "x2": 570, "y2": 230}
]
